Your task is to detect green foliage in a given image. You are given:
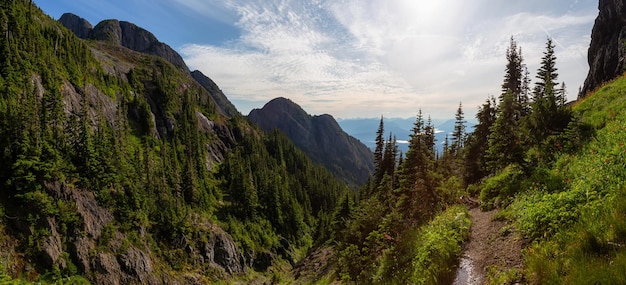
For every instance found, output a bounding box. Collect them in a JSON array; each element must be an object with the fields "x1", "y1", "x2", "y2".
[
  {"x1": 486, "y1": 91, "x2": 524, "y2": 172},
  {"x1": 404, "y1": 206, "x2": 470, "y2": 285},
  {"x1": 479, "y1": 164, "x2": 525, "y2": 210},
  {"x1": 0, "y1": 1, "x2": 349, "y2": 281},
  {"x1": 436, "y1": 176, "x2": 465, "y2": 206},
  {"x1": 504, "y1": 76, "x2": 626, "y2": 283}
]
